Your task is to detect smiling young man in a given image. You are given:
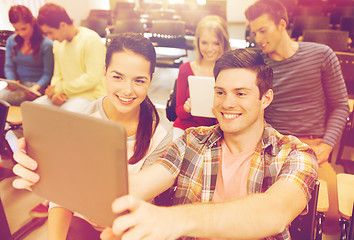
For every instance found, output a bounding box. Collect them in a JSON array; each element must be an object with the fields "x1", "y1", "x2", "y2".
[
  {"x1": 33, "y1": 3, "x2": 105, "y2": 111},
  {"x1": 245, "y1": 0, "x2": 350, "y2": 233},
  {"x1": 96, "y1": 49, "x2": 318, "y2": 240}
]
